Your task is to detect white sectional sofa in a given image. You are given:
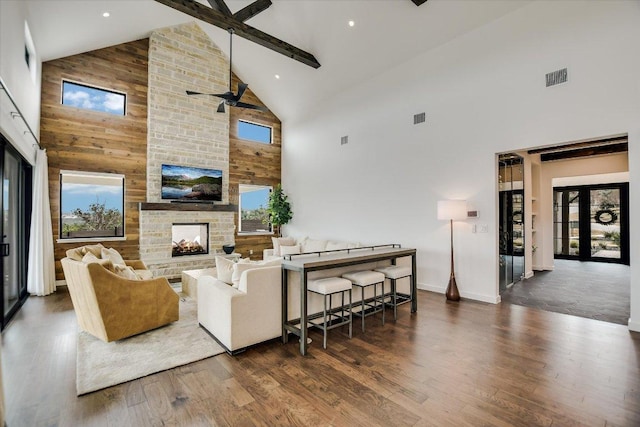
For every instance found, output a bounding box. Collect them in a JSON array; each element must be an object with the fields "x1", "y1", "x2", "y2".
[{"x1": 198, "y1": 239, "x2": 413, "y2": 354}]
